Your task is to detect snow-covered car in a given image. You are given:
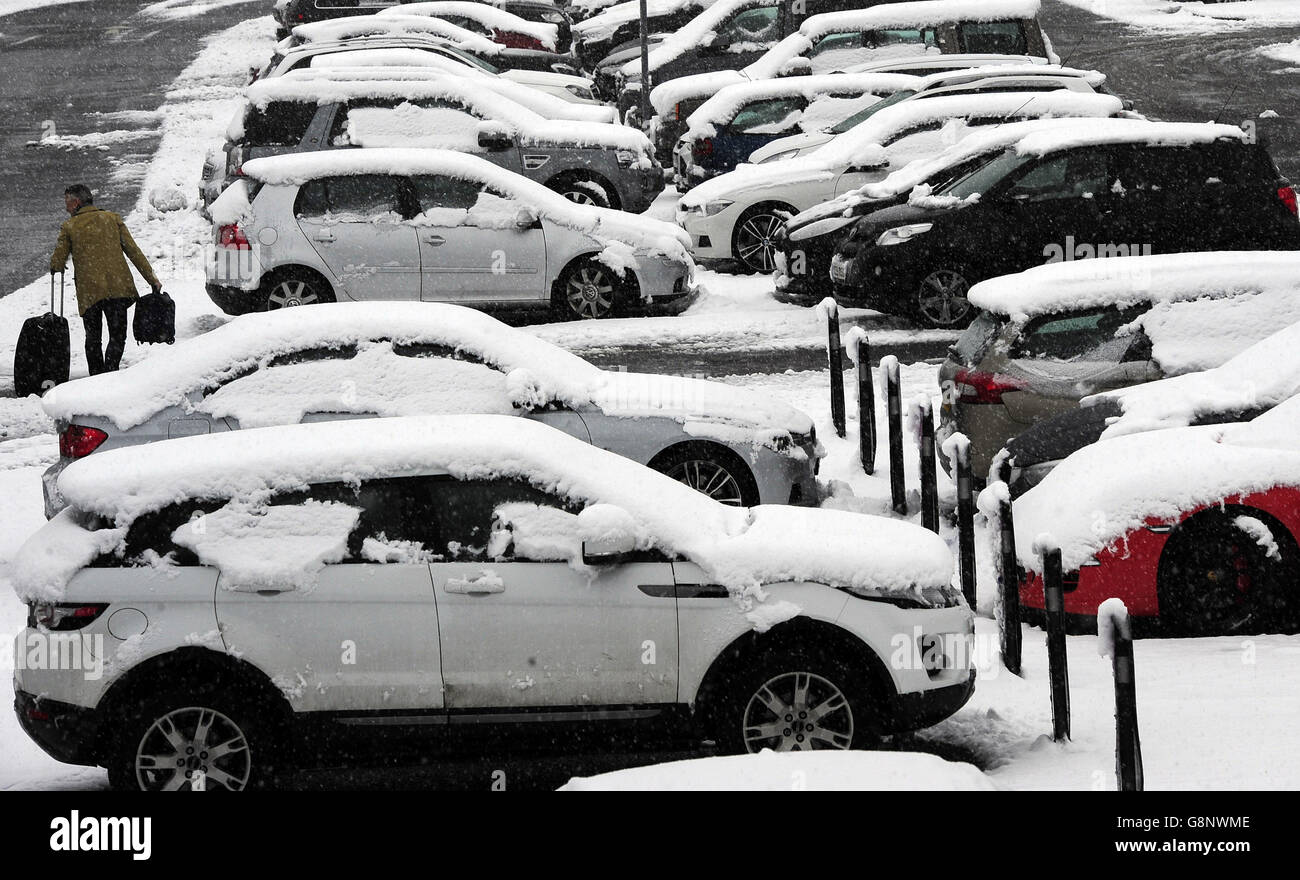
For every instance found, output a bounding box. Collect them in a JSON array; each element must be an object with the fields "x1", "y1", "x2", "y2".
[
  {"x1": 204, "y1": 150, "x2": 692, "y2": 317},
  {"x1": 1004, "y1": 314, "x2": 1300, "y2": 497},
  {"x1": 376, "y1": 1, "x2": 569, "y2": 52},
  {"x1": 773, "y1": 116, "x2": 1122, "y2": 304},
  {"x1": 572, "y1": 0, "x2": 712, "y2": 68},
  {"x1": 835, "y1": 122, "x2": 1300, "y2": 329},
  {"x1": 1007, "y1": 394, "x2": 1300, "y2": 637},
  {"x1": 677, "y1": 90, "x2": 1122, "y2": 272},
  {"x1": 39, "y1": 300, "x2": 821, "y2": 519},
  {"x1": 14, "y1": 413, "x2": 972, "y2": 788},
  {"x1": 672, "y1": 71, "x2": 920, "y2": 190},
  {"x1": 939, "y1": 250, "x2": 1300, "y2": 479},
  {"x1": 205, "y1": 75, "x2": 659, "y2": 212},
  {"x1": 746, "y1": 63, "x2": 1114, "y2": 165},
  {"x1": 643, "y1": 0, "x2": 1053, "y2": 163}
]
